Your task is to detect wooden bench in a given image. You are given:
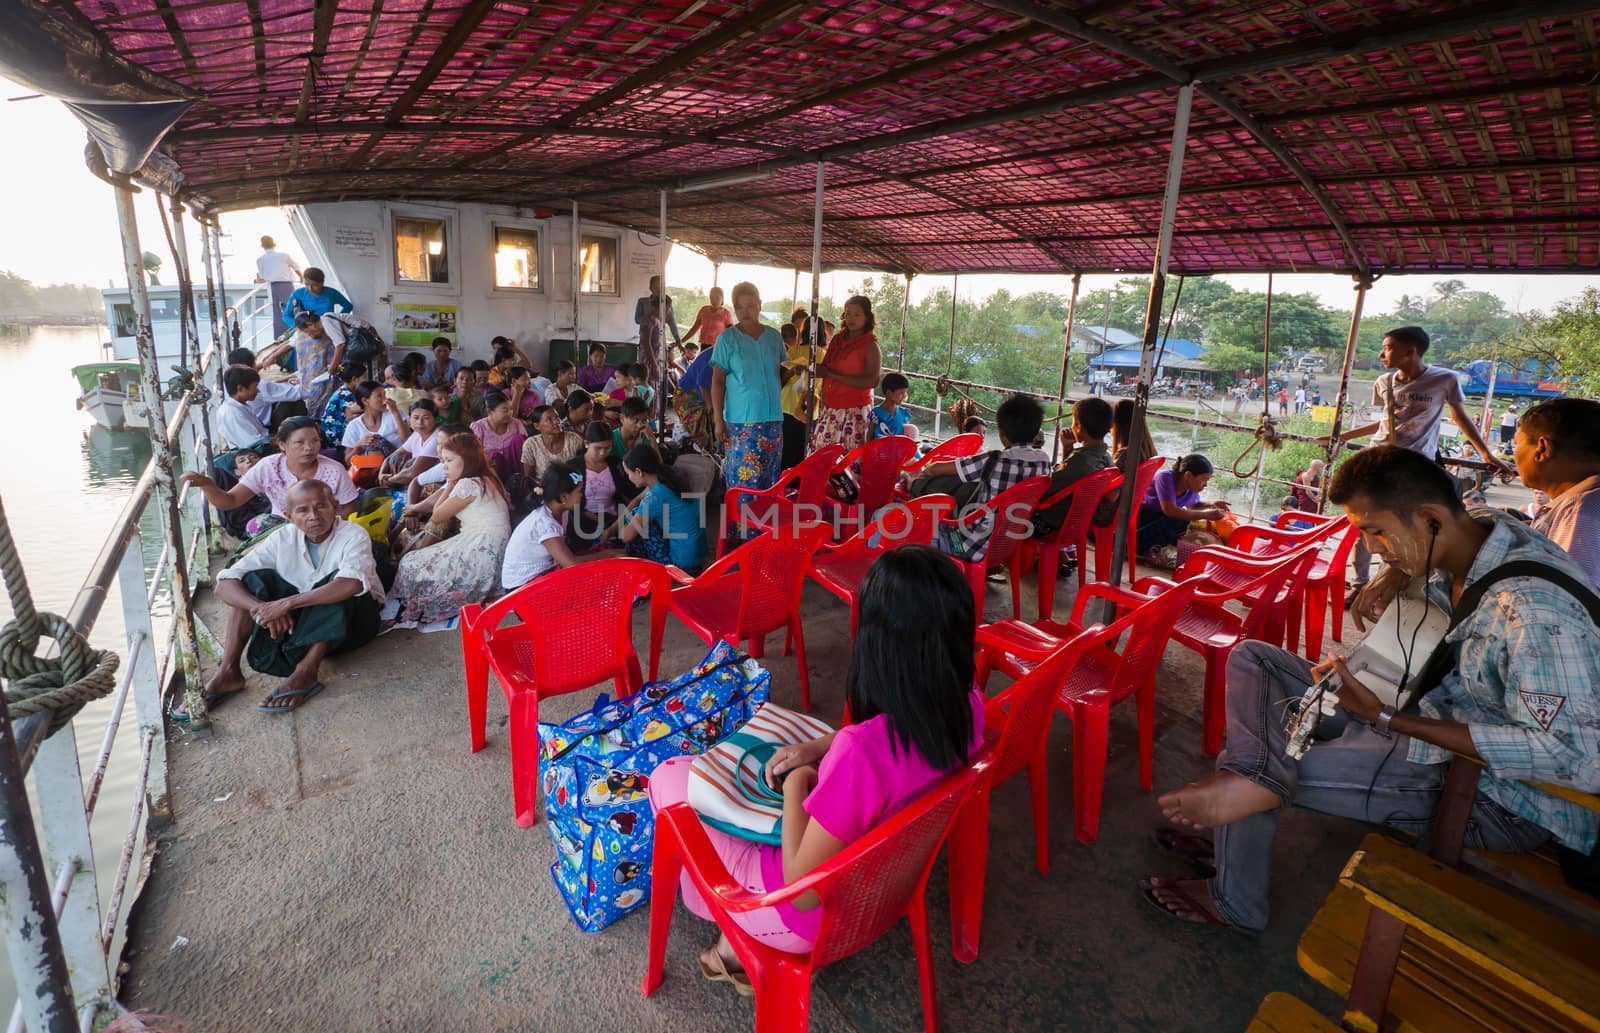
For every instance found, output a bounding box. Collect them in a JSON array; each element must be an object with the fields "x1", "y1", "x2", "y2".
[
  {"x1": 1245, "y1": 992, "x2": 1343, "y2": 1033},
  {"x1": 1297, "y1": 832, "x2": 1600, "y2": 1033}
]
